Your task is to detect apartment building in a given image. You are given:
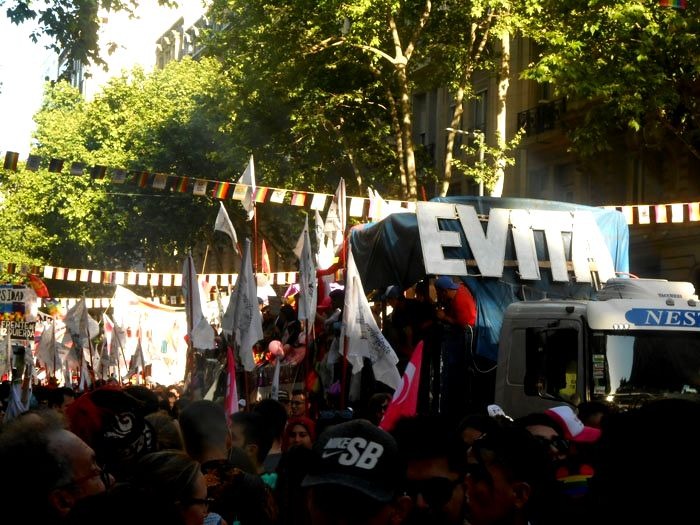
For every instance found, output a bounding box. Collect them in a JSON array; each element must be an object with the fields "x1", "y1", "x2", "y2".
[{"x1": 412, "y1": 36, "x2": 700, "y2": 287}]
